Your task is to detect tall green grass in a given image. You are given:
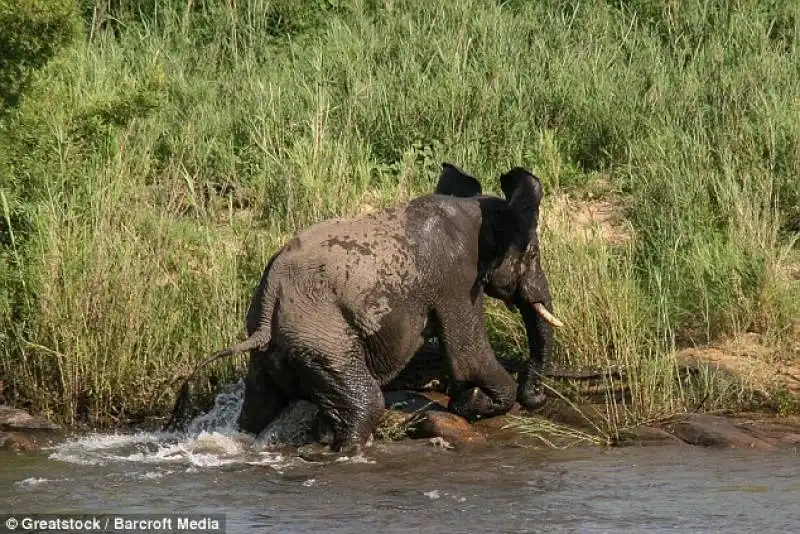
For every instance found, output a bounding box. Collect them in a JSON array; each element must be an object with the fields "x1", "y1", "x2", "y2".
[{"x1": 0, "y1": 0, "x2": 797, "y2": 427}]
